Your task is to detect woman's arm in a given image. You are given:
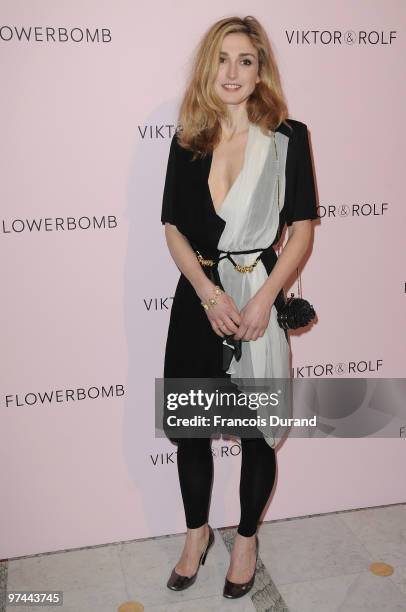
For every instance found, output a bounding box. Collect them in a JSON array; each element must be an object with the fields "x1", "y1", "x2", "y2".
[
  {"x1": 164, "y1": 223, "x2": 241, "y2": 336},
  {"x1": 256, "y1": 219, "x2": 313, "y2": 304},
  {"x1": 233, "y1": 219, "x2": 313, "y2": 341}
]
